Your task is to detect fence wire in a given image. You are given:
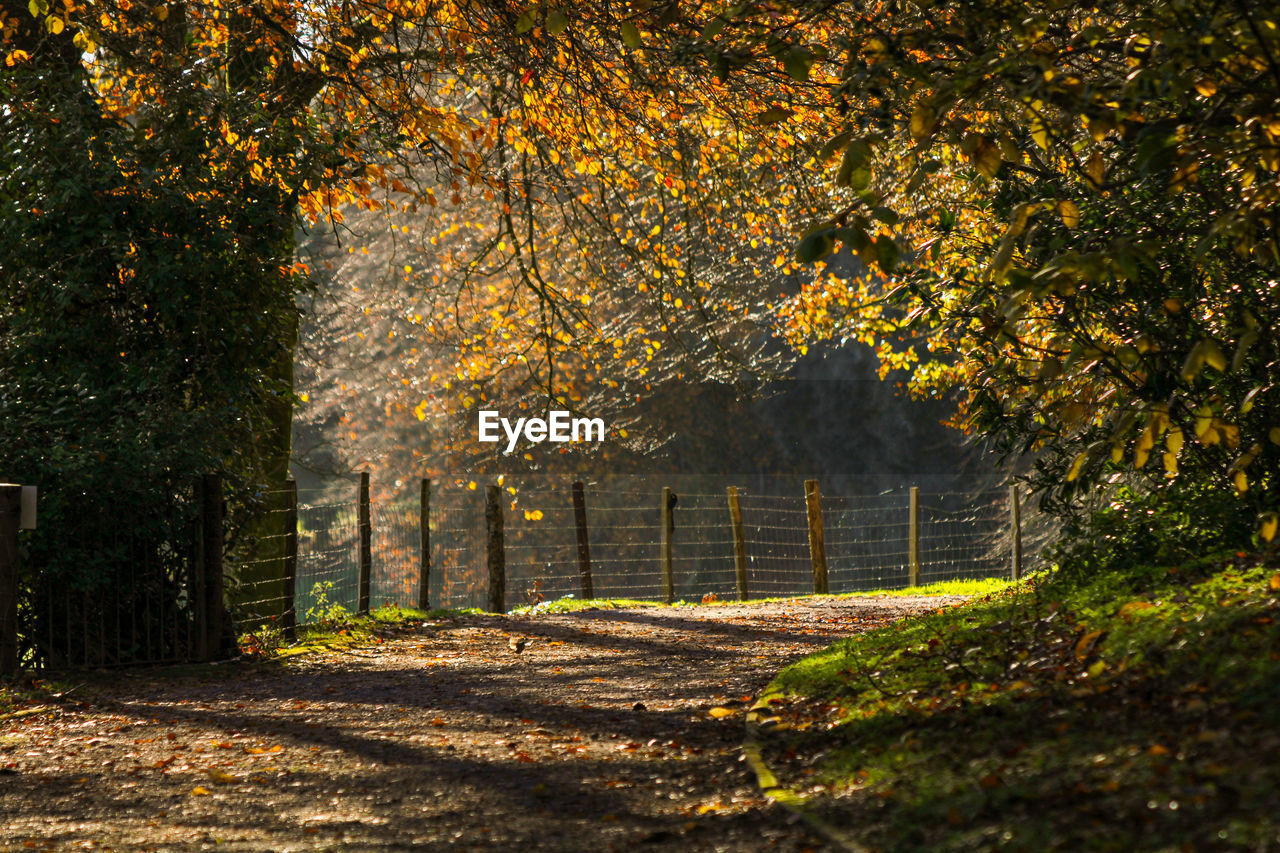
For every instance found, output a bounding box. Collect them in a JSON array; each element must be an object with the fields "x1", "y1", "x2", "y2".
[{"x1": 227, "y1": 480, "x2": 1029, "y2": 630}]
